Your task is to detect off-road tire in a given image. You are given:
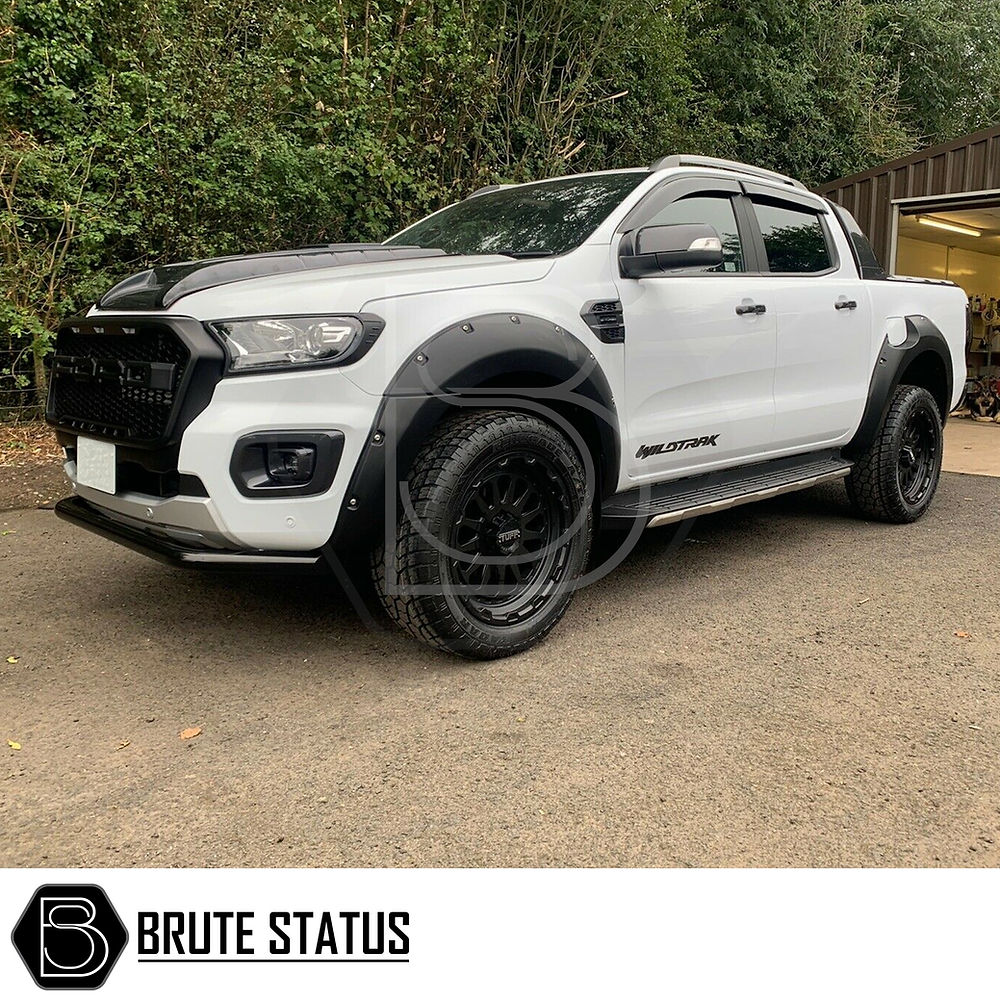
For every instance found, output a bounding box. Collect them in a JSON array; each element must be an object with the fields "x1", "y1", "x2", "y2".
[
  {"x1": 372, "y1": 409, "x2": 593, "y2": 659},
  {"x1": 846, "y1": 384, "x2": 943, "y2": 523}
]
